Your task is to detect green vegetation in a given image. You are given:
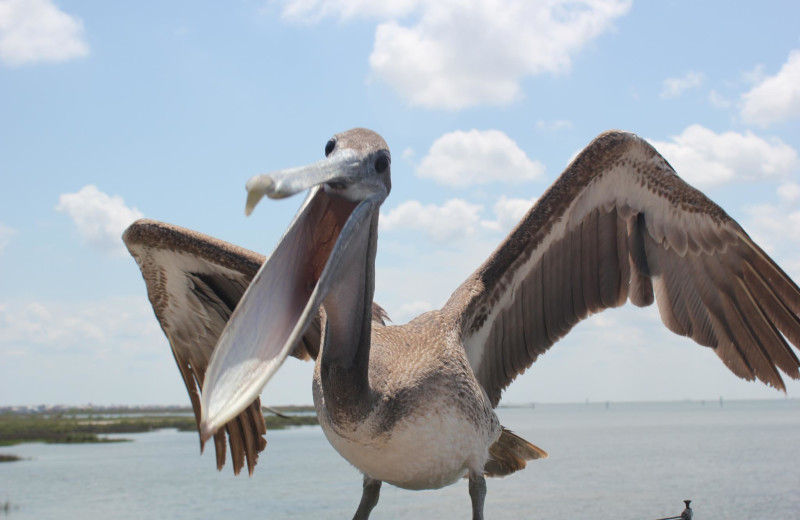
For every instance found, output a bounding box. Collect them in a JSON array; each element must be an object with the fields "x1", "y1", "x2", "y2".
[
  {"x1": 0, "y1": 407, "x2": 318, "y2": 447},
  {"x1": 0, "y1": 454, "x2": 24, "y2": 462},
  {"x1": 264, "y1": 414, "x2": 318, "y2": 429}
]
